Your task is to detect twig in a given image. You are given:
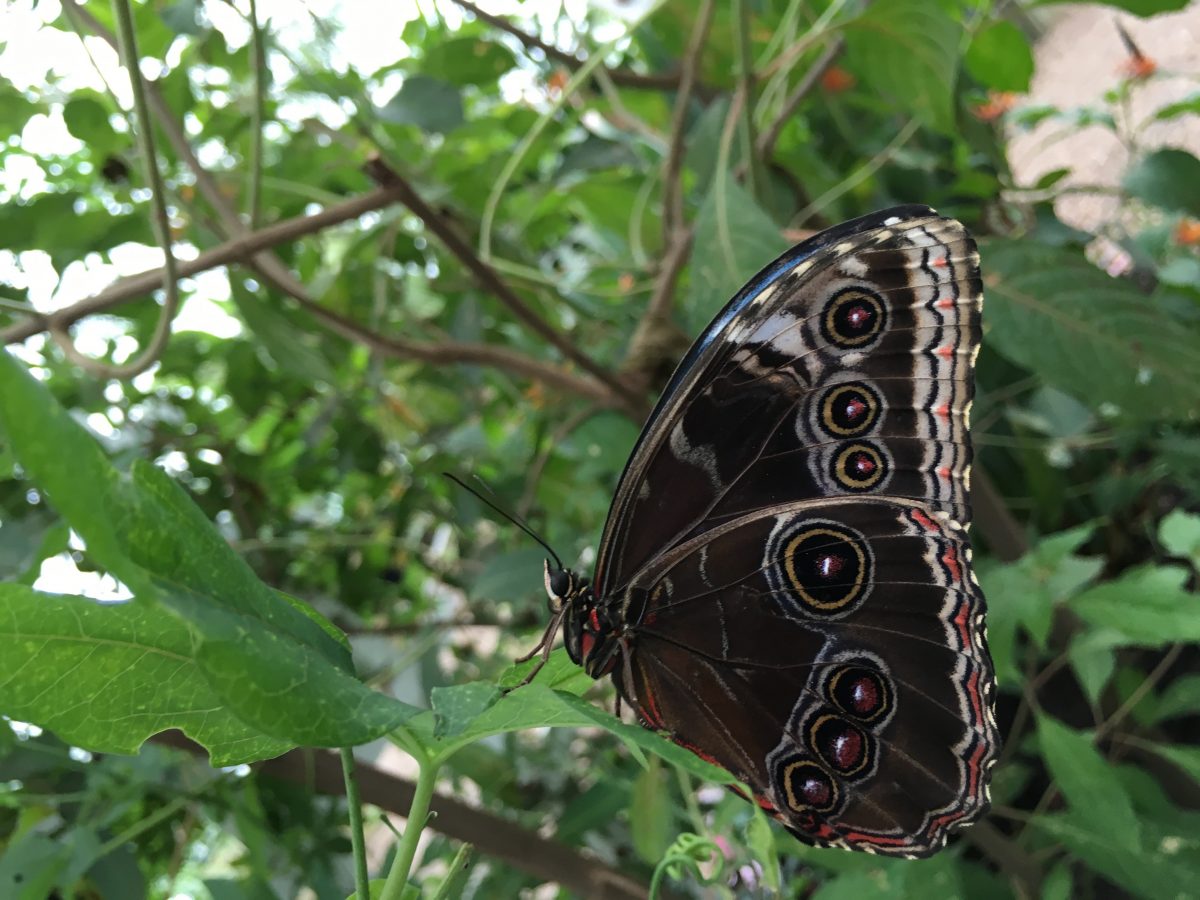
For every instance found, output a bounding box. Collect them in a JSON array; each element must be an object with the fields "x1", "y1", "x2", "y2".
[
  {"x1": 661, "y1": 0, "x2": 716, "y2": 241},
  {"x1": 57, "y1": 0, "x2": 182, "y2": 380},
  {"x1": 451, "y1": 0, "x2": 710, "y2": 99},
  {"x1": 756, "y1": 37, "x2": 844, "y2": 162},
  {"x1": 150, "y1": 731, "x2": 669, "y2": 899},
  {"x1": 365, "y1": 159, "x2": 642, "y2": 413},
  {"x1": 246, "y1": 0, "x2": 267, "y2": 228},
  {"x1": 2, "y1": 186, "x2": 406, "y2": 345}
]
